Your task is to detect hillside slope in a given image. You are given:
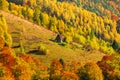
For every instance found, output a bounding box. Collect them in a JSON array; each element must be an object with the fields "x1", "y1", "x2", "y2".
[{"x1": 0, "y1": 10, "x2": 105, "y2": 66}]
